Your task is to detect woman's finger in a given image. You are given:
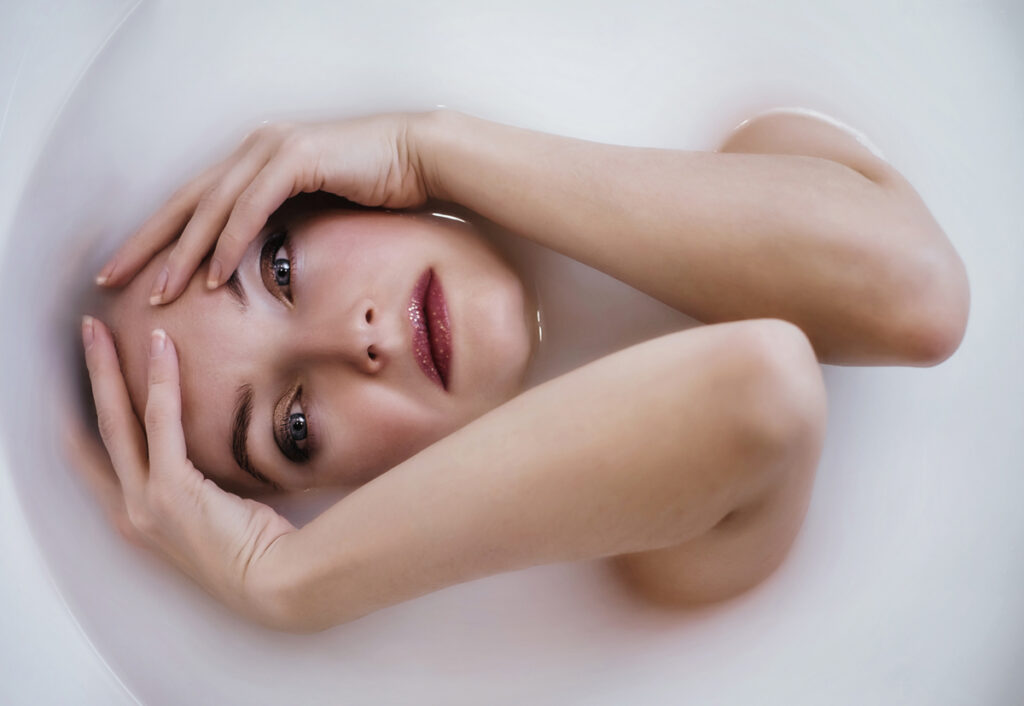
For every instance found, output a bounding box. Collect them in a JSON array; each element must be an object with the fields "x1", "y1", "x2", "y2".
[
  {"x1": 96, "y1": 131, "x2": 260, "y2": 288},
  {"x1": 81, "y1": 316, "x2": 148, "y2": 501},
  {"x1": 153, "y1": 143, "x2": 277, "y2": 305},
  {"x1": 62, "y1": 404, "x2": 124, "y2": 499},
  {"x1": 208, "y1": 151, "x2": 306, "y2": 289},
  {"x1": 143, "y1": 329, "x2": 189, "y2": 483},
  {"x1": 62, "y1": 417, "x2": 147, "y2": 548},
  {"x1": 96, "y1": 166, "x2": 219, "y2": 287}
]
